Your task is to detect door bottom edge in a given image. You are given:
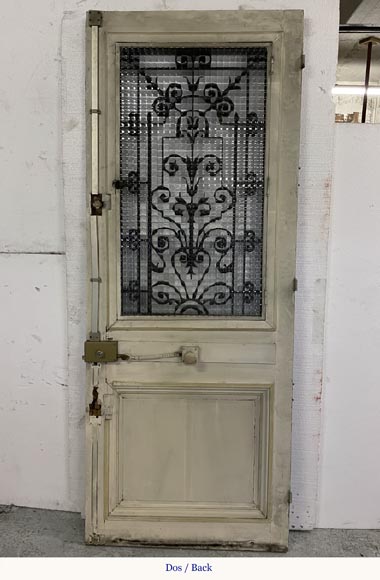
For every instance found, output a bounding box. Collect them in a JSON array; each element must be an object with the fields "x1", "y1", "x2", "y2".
[{"x1": 85, "y1": 534, "x2": 288, "y2": 552}]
